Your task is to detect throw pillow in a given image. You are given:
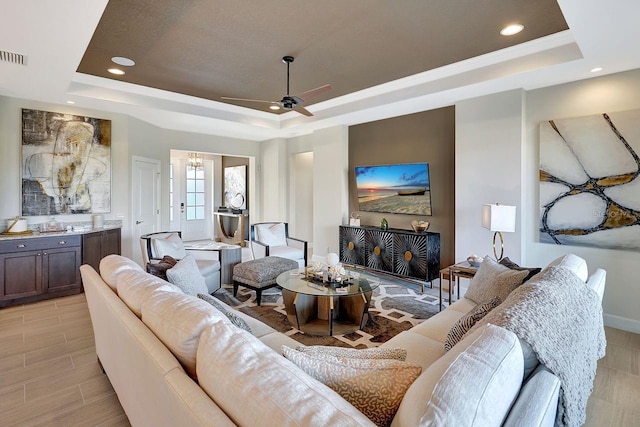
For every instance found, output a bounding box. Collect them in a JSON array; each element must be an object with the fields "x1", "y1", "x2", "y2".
[
  {"x1": 165, "y1": 254, "x2": 208, "y2": 296},
  {"x1": 444, "y1": 296, "x2": 501, "y2": 351},
  {"x1": 197, "y1": 293, "x2": 252, "y2": 334},
  {"x1": 464, "y1": 257, "x2": 528, "y2": 304},
  {"x1": 152, "y1": 233, "x2": 187, "y2": 259},
  {"x1": 255, "y1": 223, "x2": 287, "y2": 247},
  {"x1": 282, "y1": 346, "x2": 421, "y2": 426},
  {"x1": 499, "y1": 257, "x2": 541, "y2": 283},
  {"x1": 294, "y1": 345, "x2": 407, "y2": 361},
  {"x1": 146, "y1": 255, "x2": 178, "y2": 281}
]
